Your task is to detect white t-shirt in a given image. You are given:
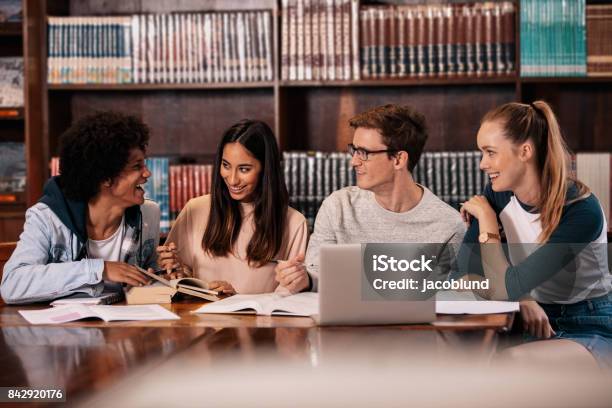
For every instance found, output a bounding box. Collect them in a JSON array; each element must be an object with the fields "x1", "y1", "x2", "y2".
[{"x1": 87, "y1": 216, "x2": 126, "y2": 262}]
